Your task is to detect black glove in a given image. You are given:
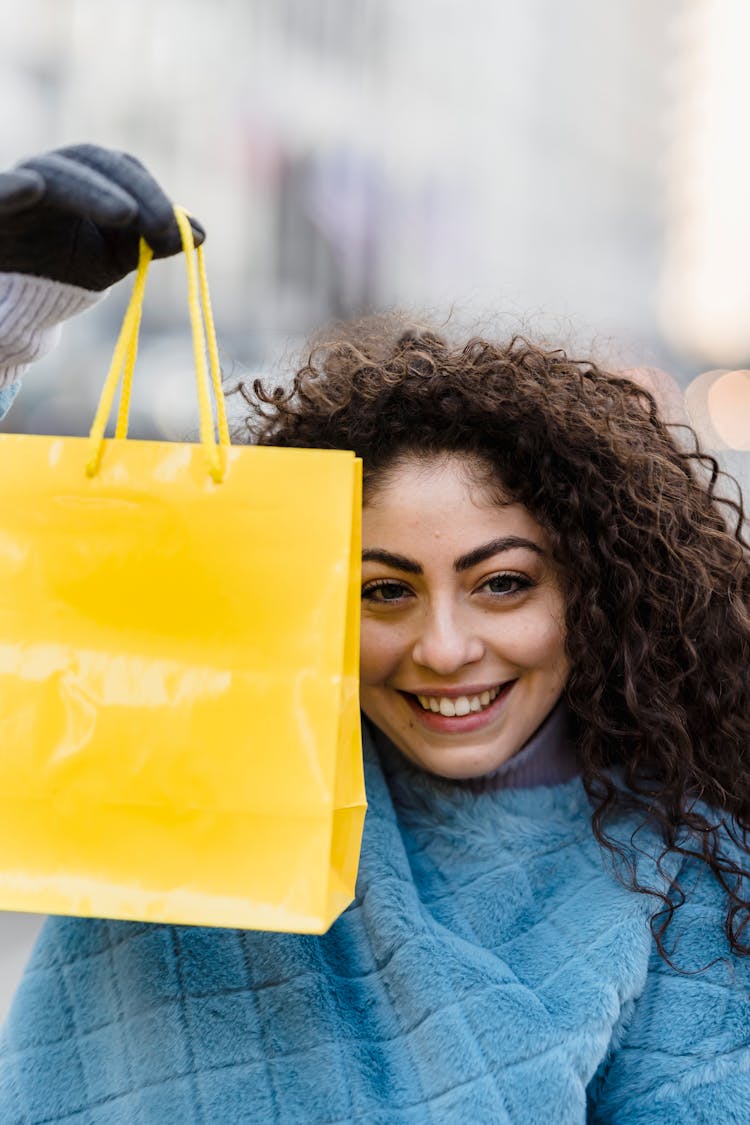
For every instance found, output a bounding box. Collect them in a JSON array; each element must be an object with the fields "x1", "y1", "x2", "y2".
[{"x1": 0, "y1": 143, "x2": 205, "y2": 291}]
